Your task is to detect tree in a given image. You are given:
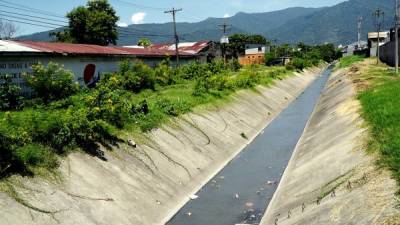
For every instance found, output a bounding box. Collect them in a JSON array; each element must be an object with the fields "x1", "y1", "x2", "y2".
[
  {"x1": 0, "y1": 20, "x2": 18, "y2": 40},
  {"x1": 137, "y1": 38, "x2": 151, "y2": 47},
  {"x1": 53, "y1": 0, "x2": 119, "y2": 46}
]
